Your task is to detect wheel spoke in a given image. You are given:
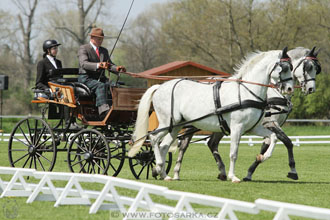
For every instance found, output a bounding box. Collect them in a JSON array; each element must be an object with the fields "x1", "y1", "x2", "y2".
[
  {"x1": 91, "y1": 162, "x2": 96, "y2": 173},
  {"x1": 12, "y1": 153, "x2": 29, "y2": 165},
  {"x1": 93, "y1": 155, "x2": 107, "y2": 160},
  {"x1": 110, "y1": 147, "x2": 120, "y2": 153},
  {"x1": 101, "y1": 160, "x2": 107, "y2": 175},
  {"x1": 92, "y1": 159, "x2": 104, "y2": 171},
  {"x1": 87, "y1": 162, "x2": 91, "y2": 173},
  {"x1": 22, "y1": 155, "x2": 31, "y2": 168},
  {"x1": 78, "y1": 161, "x2": 88, "y2": 173},
  {"x1": 12, "y1": 136, "x2": 30, "y2": 147},
  {"x1": 71, "y1": 158, "x2": 86, "y2": 167},
  {"x1": 37, "y1": 136, "x2": 53, "y2": 148},
  {"x1": 36, "y1": 152, "x2": 52, "y2": 164},
  {"x1": 69, "y1": 151, "x2": 84, "y2": 156},
  {"x1": 110, "y1": 152, "x2": 123, "y2": 159},
  {"x1": 34, "y1": 125, "x2": 47, "y2": 146},
  {"x1": 147, "y1": 163, "x2": 150, "y2": 179},
  {"x1": 94, "y1": 146, "x2": 106, "y2": 154},
  {"x1": 29, "y1": 156, "x2": 33, "y2": 169},
  {"x1": 17, "y1": 125, "x2": 32, "y2": 146},
  {"x1": 9, "y1": 148, "x2": 28, "y2": 152},
  {"x1": 25, "y1": 119, "x2": 33, "y2": 145},
  {"x1": 109, "y1": 162, "x2": 116, "y2": 172},
  {"x1": 91, "y1": 136, "x2": 102, "y2": 152},
  {"x1": 132, "y1": 161, "x2": 139, "y2": 167},
  {"x1": 33, "y1": 119, "x2": 39, "y2": 145},
  {"x1": 89, "y1": 131, "x2": 93, "y2": 151},
  {"x1": 137, "y1": 164, "x2": 147, "y2": 178},
  {"x1": 36, "y1": 156, "x2": 45, "y2": 171},
  {"x1": 75, "y1": 140, "x2": 88, "y2": 153},
  {"x1": 33, "y1": 156, "x2": 37, "y2": 169}
]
